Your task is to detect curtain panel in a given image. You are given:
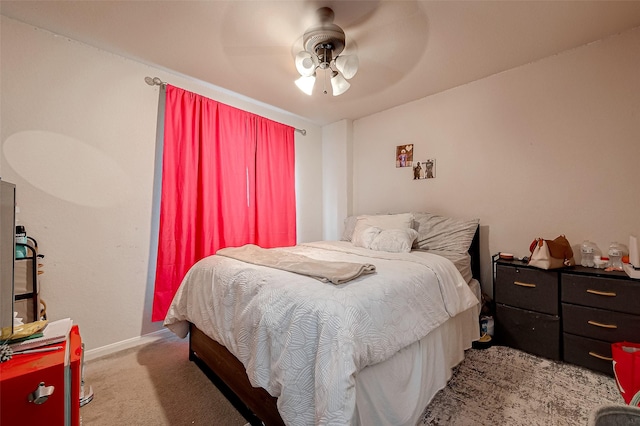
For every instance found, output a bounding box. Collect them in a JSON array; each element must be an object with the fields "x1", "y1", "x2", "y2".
[{"x1": 152, "y1": 85, "x2": 296, "y2": 321}]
